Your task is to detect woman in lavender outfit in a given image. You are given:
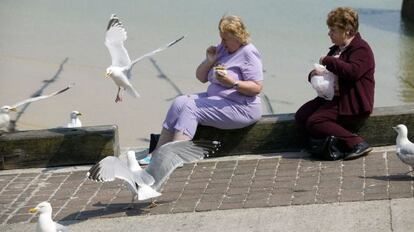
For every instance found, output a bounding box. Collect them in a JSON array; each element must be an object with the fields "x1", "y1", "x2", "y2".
[{"x1": 140, "y1": 15, "x2": 264, "y2": 164}]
